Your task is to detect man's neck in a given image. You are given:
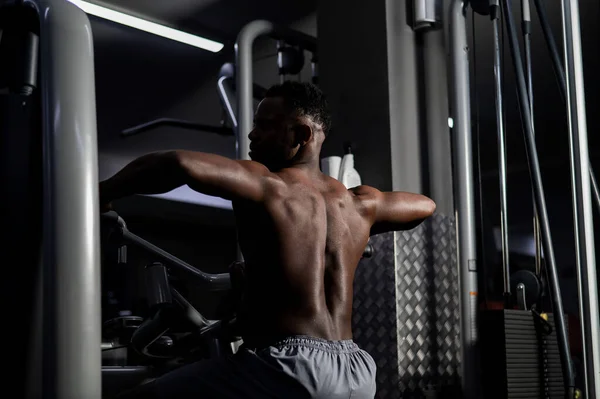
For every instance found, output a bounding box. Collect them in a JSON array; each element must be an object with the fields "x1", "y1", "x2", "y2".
[{"x1": 277, "y1": 159, "x2": 321, "y2": 176}]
